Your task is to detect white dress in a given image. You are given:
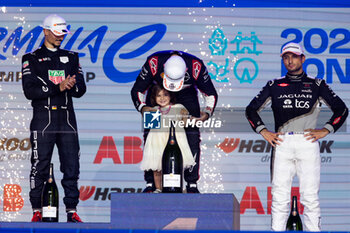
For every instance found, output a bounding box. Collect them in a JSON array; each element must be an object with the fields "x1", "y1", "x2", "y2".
[{"x1": 140, "y1": 104, "x2": 196, "y2": 171}]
